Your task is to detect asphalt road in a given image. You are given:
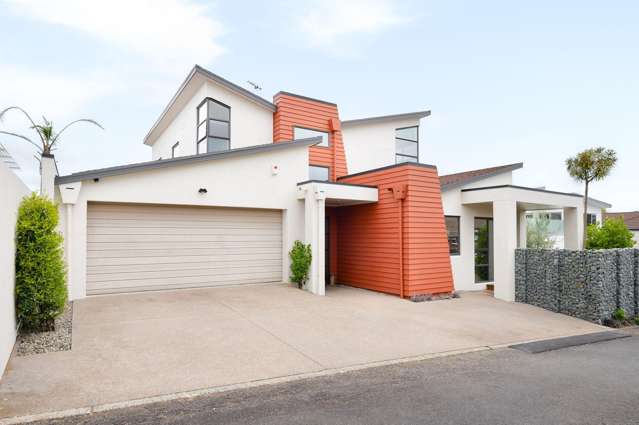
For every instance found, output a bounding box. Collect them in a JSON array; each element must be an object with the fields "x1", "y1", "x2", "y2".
[{"x1": 40, "y1": 334, "x2": 639, "y2": 425}]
